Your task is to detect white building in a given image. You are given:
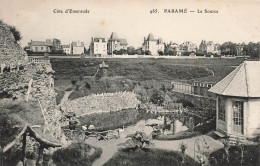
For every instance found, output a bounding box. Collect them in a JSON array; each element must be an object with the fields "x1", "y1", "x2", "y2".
[
  {"x1": 209, "y1": 61, "x2": 260, "y2": 138},
  {"x1": 62, "y1": 44, "x2": 71, "y2": 54},
  {"x1": 89, "y1": 37, "x2": 107, "y2": 57}
]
